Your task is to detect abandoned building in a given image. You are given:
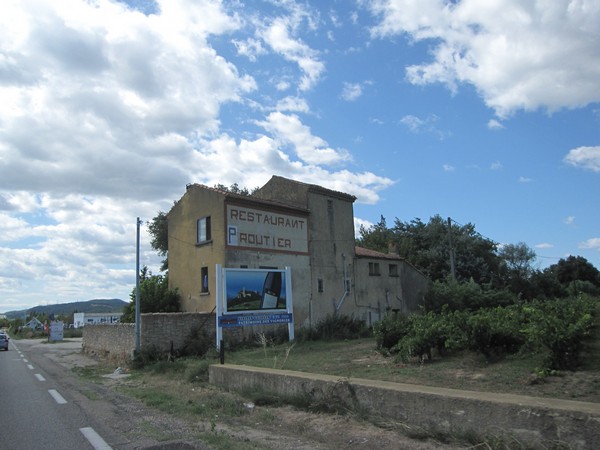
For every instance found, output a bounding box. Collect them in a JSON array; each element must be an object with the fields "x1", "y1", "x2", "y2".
[{"x1": 167, "y1": 175, "x2": 430, "y2": 328}]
